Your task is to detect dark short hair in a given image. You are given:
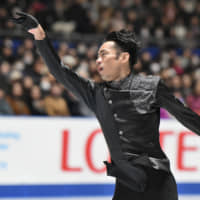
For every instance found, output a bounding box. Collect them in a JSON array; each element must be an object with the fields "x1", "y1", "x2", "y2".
[{"x1": 105, "y1": 29, "x2": 140, "y2": 69}]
